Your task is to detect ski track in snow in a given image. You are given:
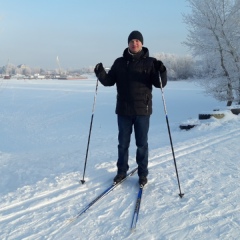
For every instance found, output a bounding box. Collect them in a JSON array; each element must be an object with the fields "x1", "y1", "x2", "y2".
[
  {"x1": 149, "y1": 127, "x2": 240, "y2": 170},
  {"x1": 0, "y1": 79, "x2": 240, "y2": 239},
  {"x1": 1, "y1": 126, "x2": 240, "y2": 239}
]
